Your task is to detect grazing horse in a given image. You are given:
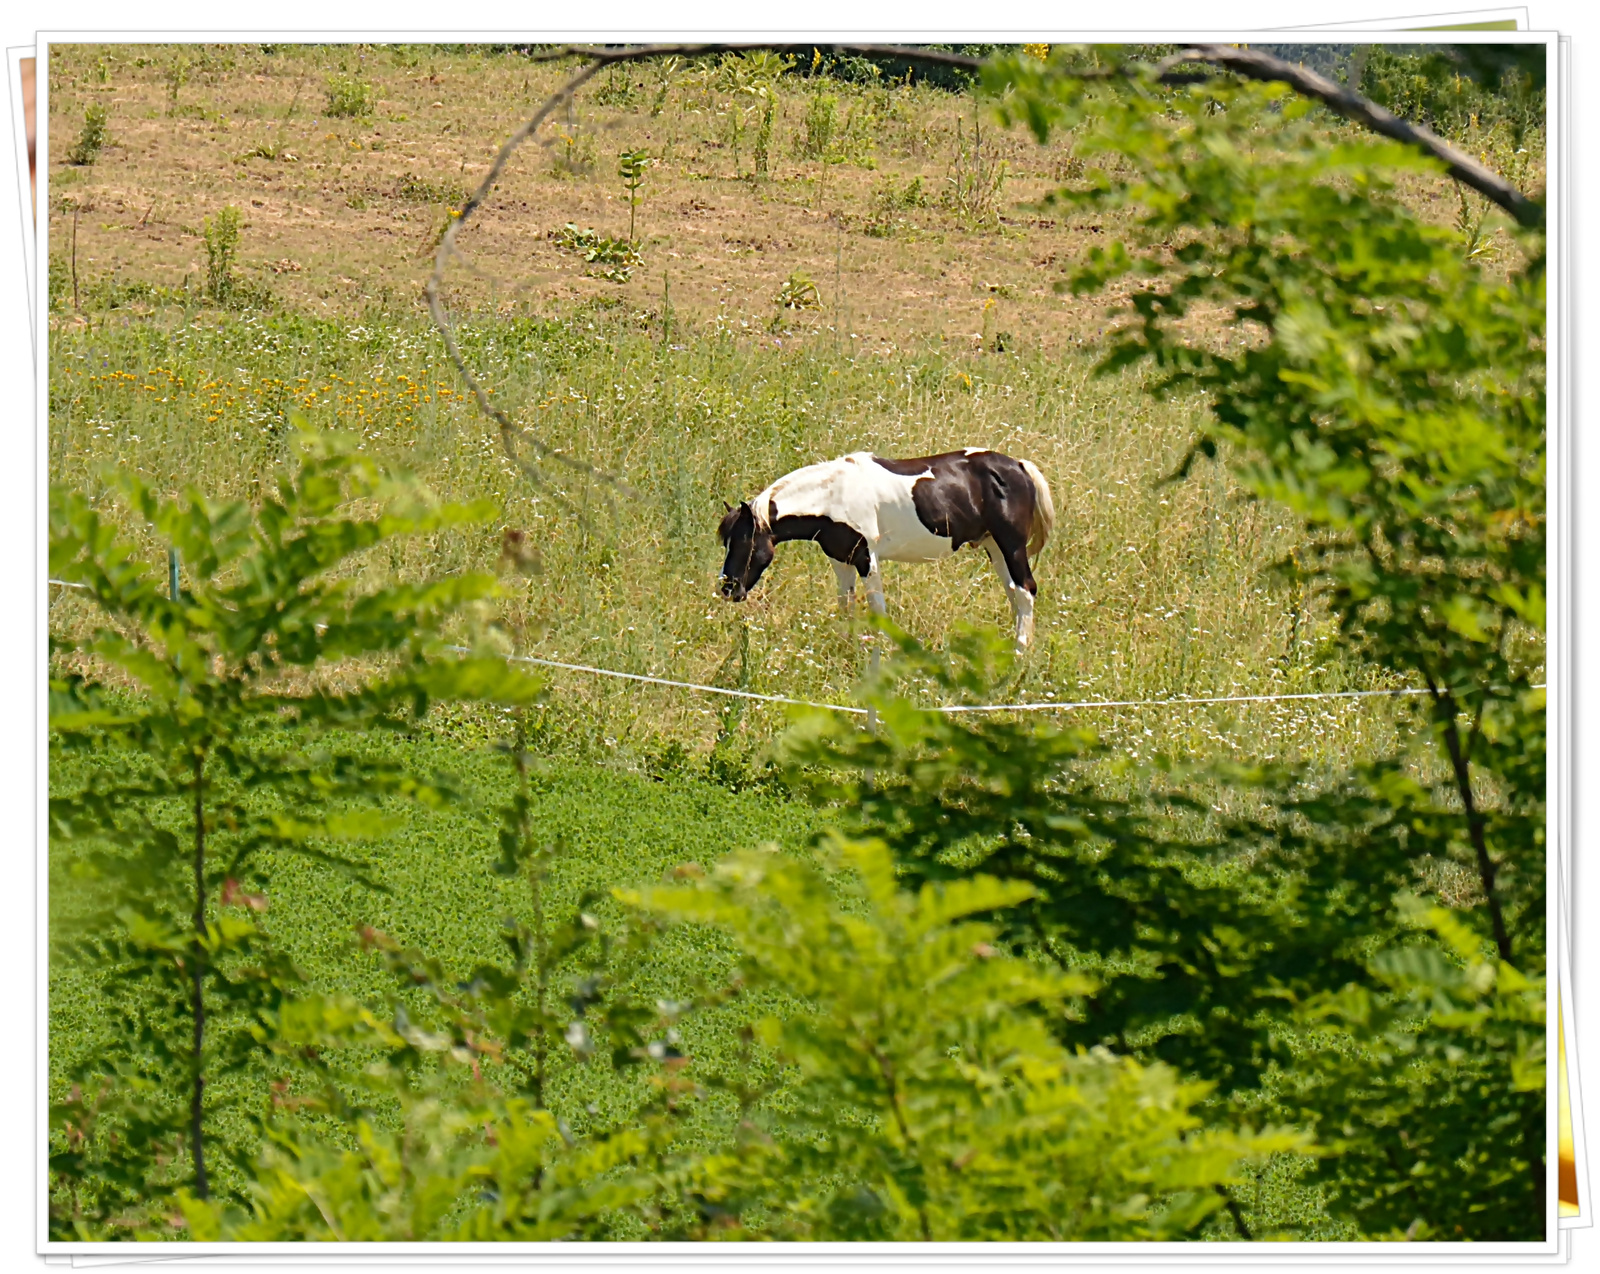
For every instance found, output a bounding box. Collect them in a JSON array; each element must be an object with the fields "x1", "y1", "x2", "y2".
[{"x1": 717, "y1": 449, "x2": 1055, "y2": 649}]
